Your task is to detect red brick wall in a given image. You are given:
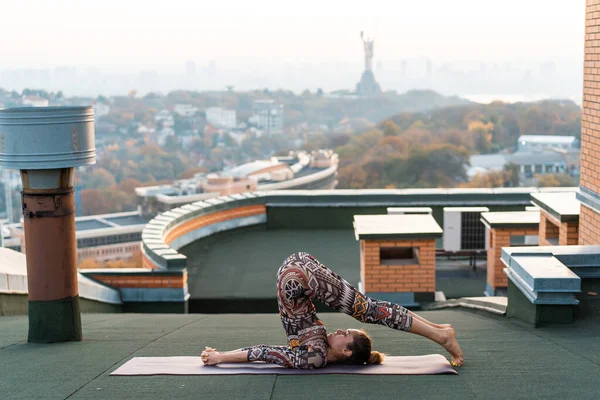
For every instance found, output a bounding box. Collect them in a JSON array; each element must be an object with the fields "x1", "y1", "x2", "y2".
[
  {"x1": 142, "y1": 204, "x2": 267, "y2": 270},
  {"x1": 559, "y1": 221, "x2": 579, "y2": 246},
  {"x1": 580, "y1": 1, "x2": 600, "y2": 243},
  {"x1": 538, "y1": 212, "x2": 559, "y2": 246},
  {"x1": 579, "y1": 204, "x2": 600, "y2": 244},
  {"x1": 360, "y1": 239, "x2": 435, "y2": 293},
  {"x1": 89, "y1": 270, "x2": 187, "y2": 289},
  {"x1": 487, "y1": 227, "x2": 539, "y2": 290},
  {"x1": 164, "y1": 204, "x2": 266, "y2": 244},
  {"x1": 538, "y1": 211, "x2": 578, "y2": 246}
]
